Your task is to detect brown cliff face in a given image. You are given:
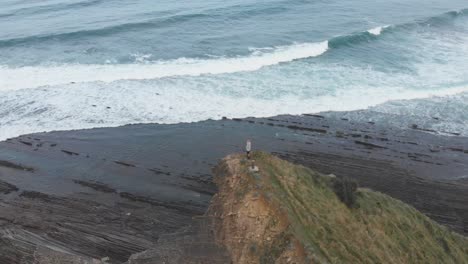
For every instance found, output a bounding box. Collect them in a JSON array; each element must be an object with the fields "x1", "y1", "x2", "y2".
[{"x1": 207, "y1": 155, "x2": 306, "y2": 264}]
